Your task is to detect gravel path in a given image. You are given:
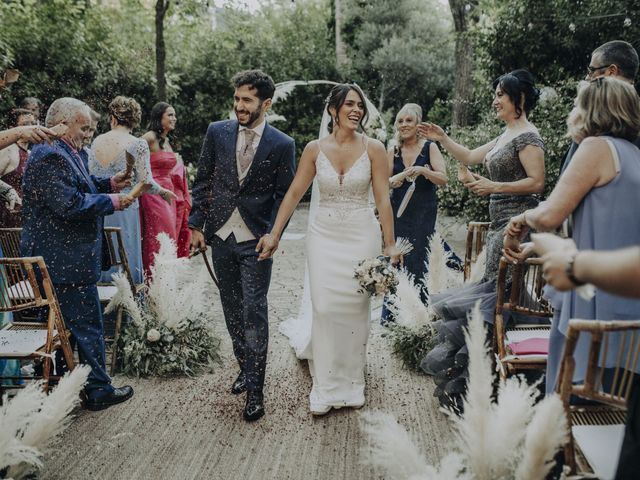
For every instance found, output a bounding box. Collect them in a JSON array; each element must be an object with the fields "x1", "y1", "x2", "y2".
[{"x1": 41, "y1": 206, "x2": 466, "y2": 480}]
